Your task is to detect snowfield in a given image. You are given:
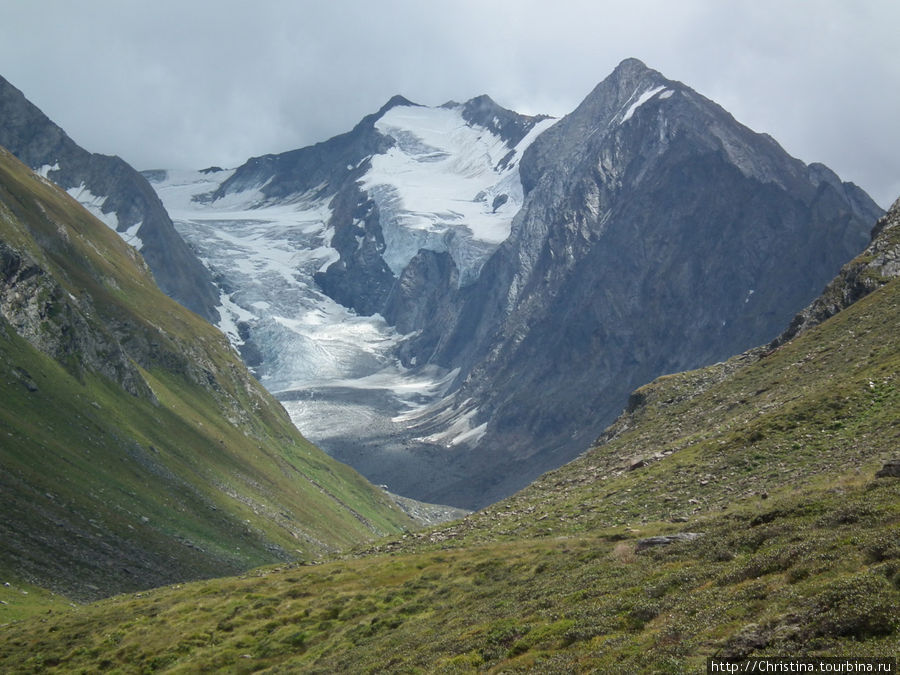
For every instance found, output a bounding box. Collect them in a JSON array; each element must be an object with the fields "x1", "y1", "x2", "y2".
[{"x1": 362, "y1": 105, "x2": 555, "y2": 284}]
